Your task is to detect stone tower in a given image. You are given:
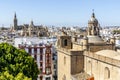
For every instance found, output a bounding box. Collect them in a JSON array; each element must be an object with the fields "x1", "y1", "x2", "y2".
[
  {"x1": 57, "y1": 31, "x2": 72, "y2": 49},
  {"x1": 88, "y1": 11, "x2": 100, "y2": 36},
  {"x1": 57, "y1": 31, "x2": 85, "y2": 80},
  {"x1": 13, "y1": 12, "x2": 18, "y2": 30},
  {"x1": 28, "y1": 20, "x2": 34, "y2": 36}
]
